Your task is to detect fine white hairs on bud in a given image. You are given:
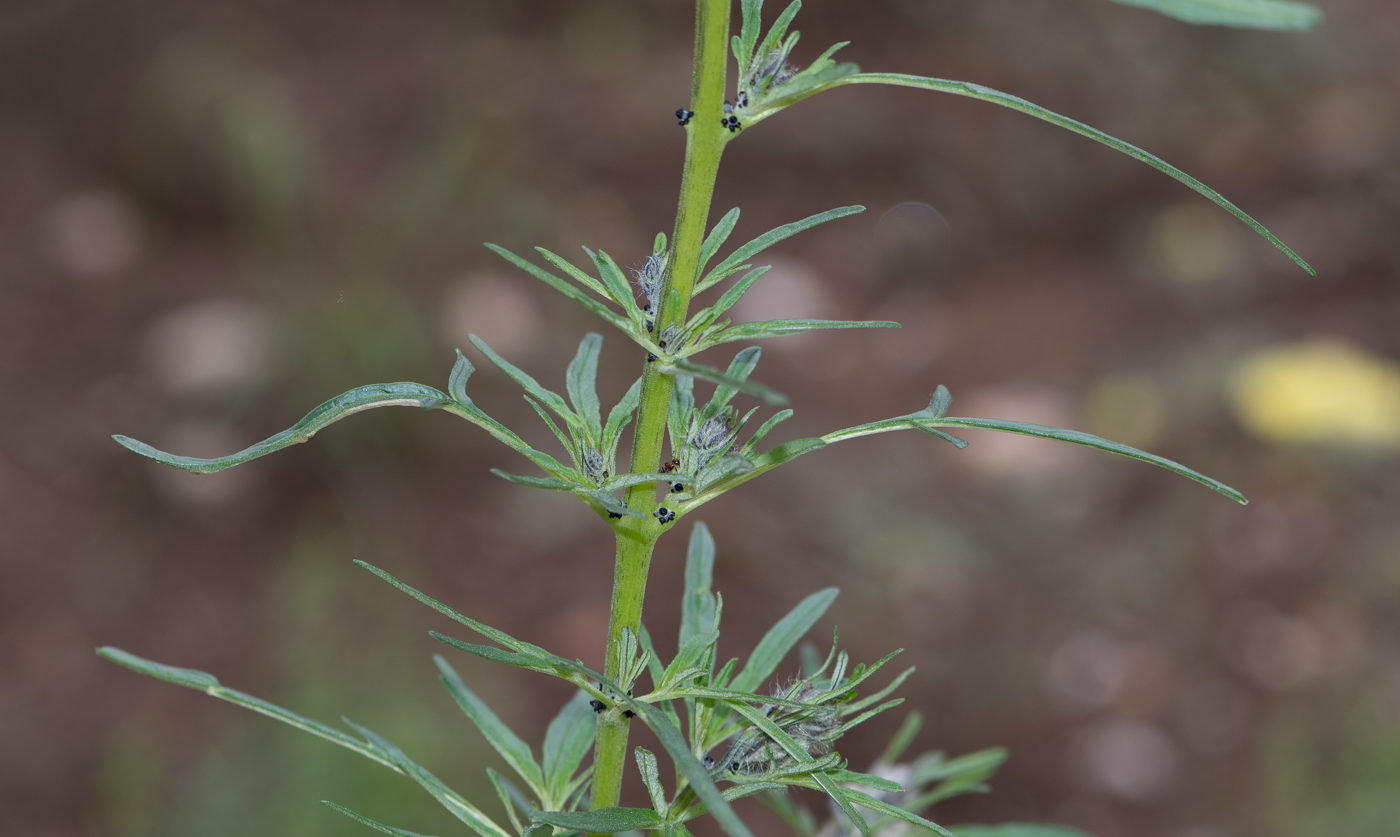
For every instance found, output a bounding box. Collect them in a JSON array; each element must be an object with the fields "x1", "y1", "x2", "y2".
[
  {"x1": 710, "y1": 683, "x2": 841, "y2": 776},
  {"x1": 633, "y1": 253, "x2": 666, "y2": 313},
  {"x1": 689, "y1": 410, "x2": 738, "y2": 470},
  {"x1": 582, "y1": 448, "x2": 608, "y2": 483}
]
